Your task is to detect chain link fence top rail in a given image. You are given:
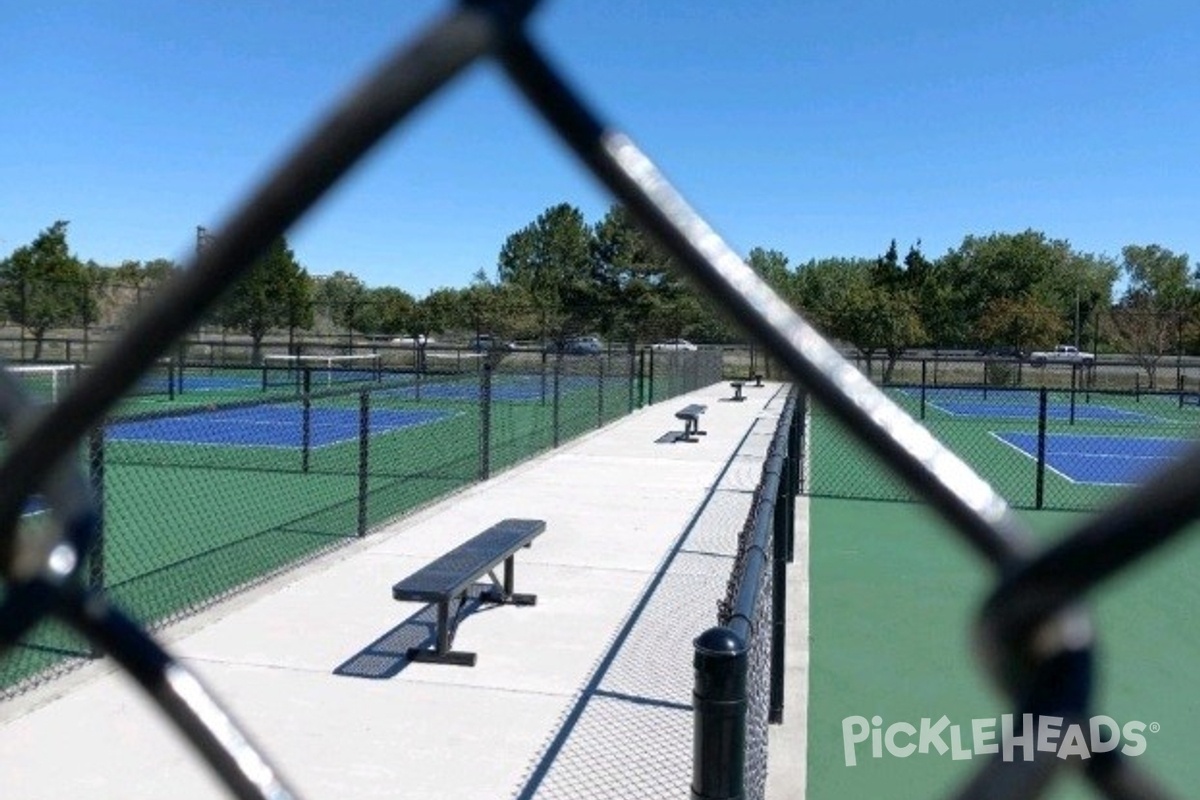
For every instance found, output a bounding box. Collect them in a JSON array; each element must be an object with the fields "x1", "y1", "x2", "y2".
[{"x1": 0, "y1": 1, "x2": 1189, "y2": 798}]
